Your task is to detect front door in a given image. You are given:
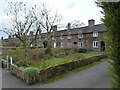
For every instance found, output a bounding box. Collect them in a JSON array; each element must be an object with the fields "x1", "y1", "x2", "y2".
[
  {"x1": 54, "y1": 43, "x2": 56, "y2": 48},
  {"x1": 101, "y1": 41, "x2": 105, "y2": 51}
]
